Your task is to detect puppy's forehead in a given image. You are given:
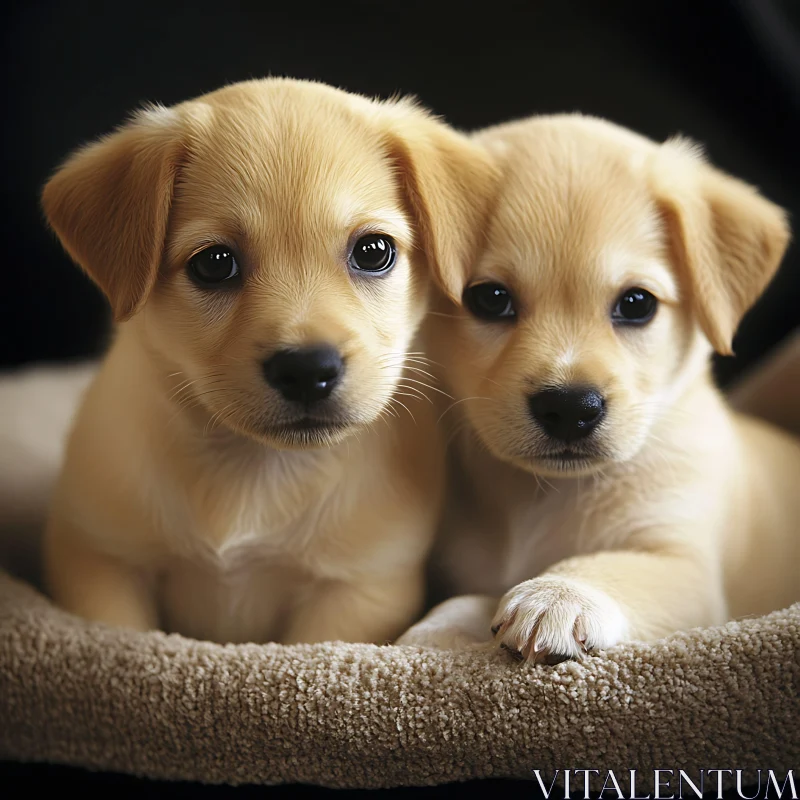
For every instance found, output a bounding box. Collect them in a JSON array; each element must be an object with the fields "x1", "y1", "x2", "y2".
[
  {"x1": 483, "y1": 133, "x2": 663, "y2": 283},
  {"x1": 177, "y1": 94, "x2": 403, "y2": 239}
]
